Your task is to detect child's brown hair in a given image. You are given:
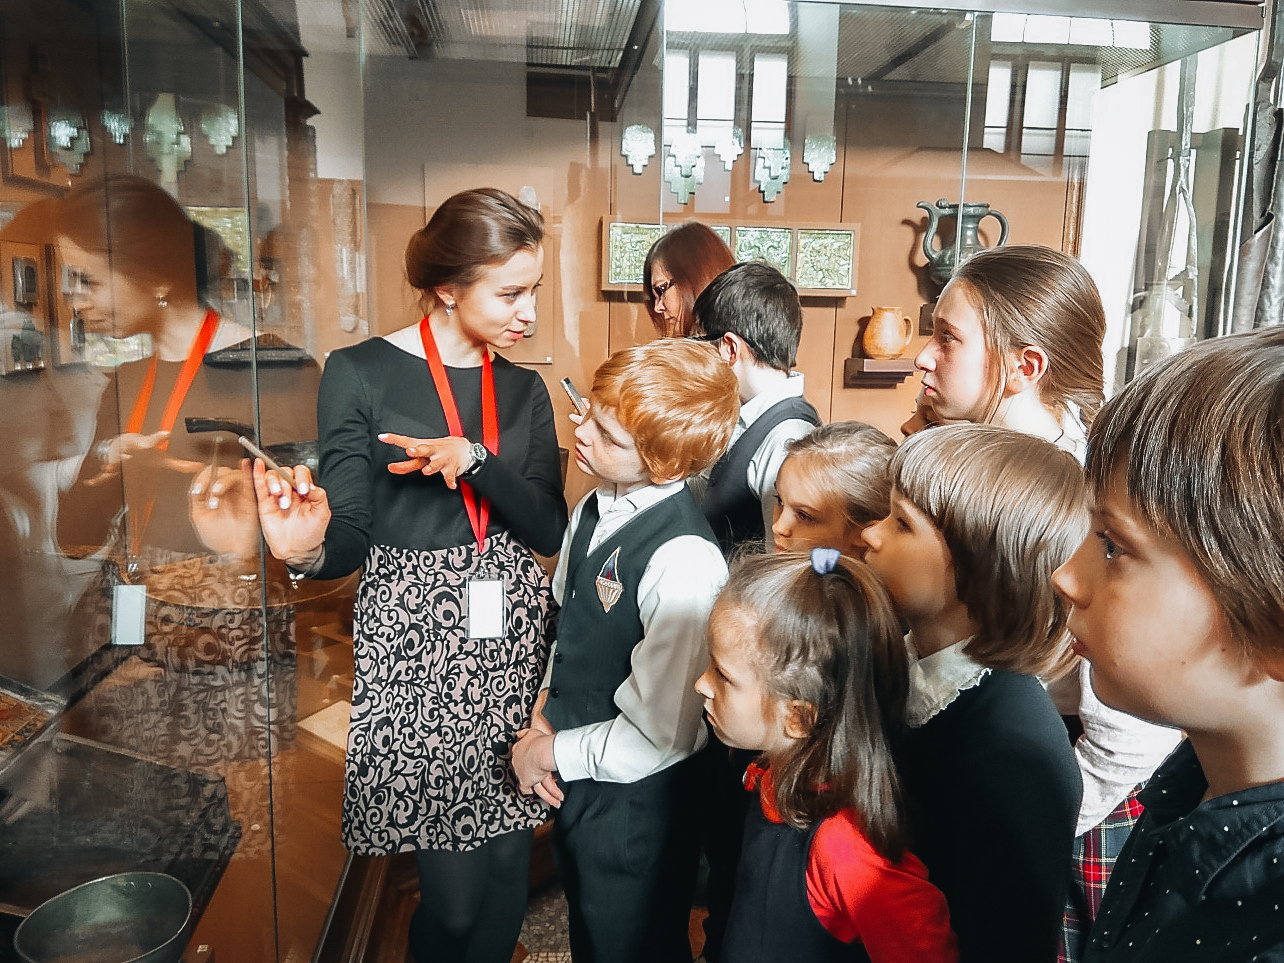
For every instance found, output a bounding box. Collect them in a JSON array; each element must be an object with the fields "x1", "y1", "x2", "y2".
[
  {"x1": 1086, "y1": 327, "x2": 1284, "y2": 659},
  {"x1": 952, "y1": 244, "x2": 1106, "y2": 427},
  {"x1": 784, "y1": 422, "x2": 896, "y2": 529},
  {"x1": 893, "y1": 423, "x2": 1089, "y2": 679},
  {"x1": 714, "y1": 551, "x2": 911, "y2": 860},
  {"x1": 591, "y1": 339, "x2": 739, "y2": 482}
]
